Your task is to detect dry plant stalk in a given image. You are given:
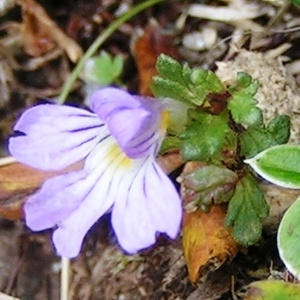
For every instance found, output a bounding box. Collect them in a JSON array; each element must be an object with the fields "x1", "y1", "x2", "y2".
[{"x1": 19, "y1": 0, "x2": 83, "y2": 62}]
